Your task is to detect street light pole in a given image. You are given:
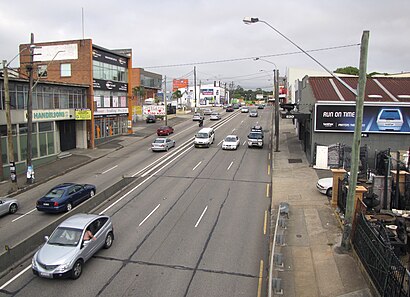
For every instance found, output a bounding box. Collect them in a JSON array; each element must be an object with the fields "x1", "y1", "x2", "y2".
[{"x1": 164, "y1": 75, "x2": 168, "y2": 126}]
